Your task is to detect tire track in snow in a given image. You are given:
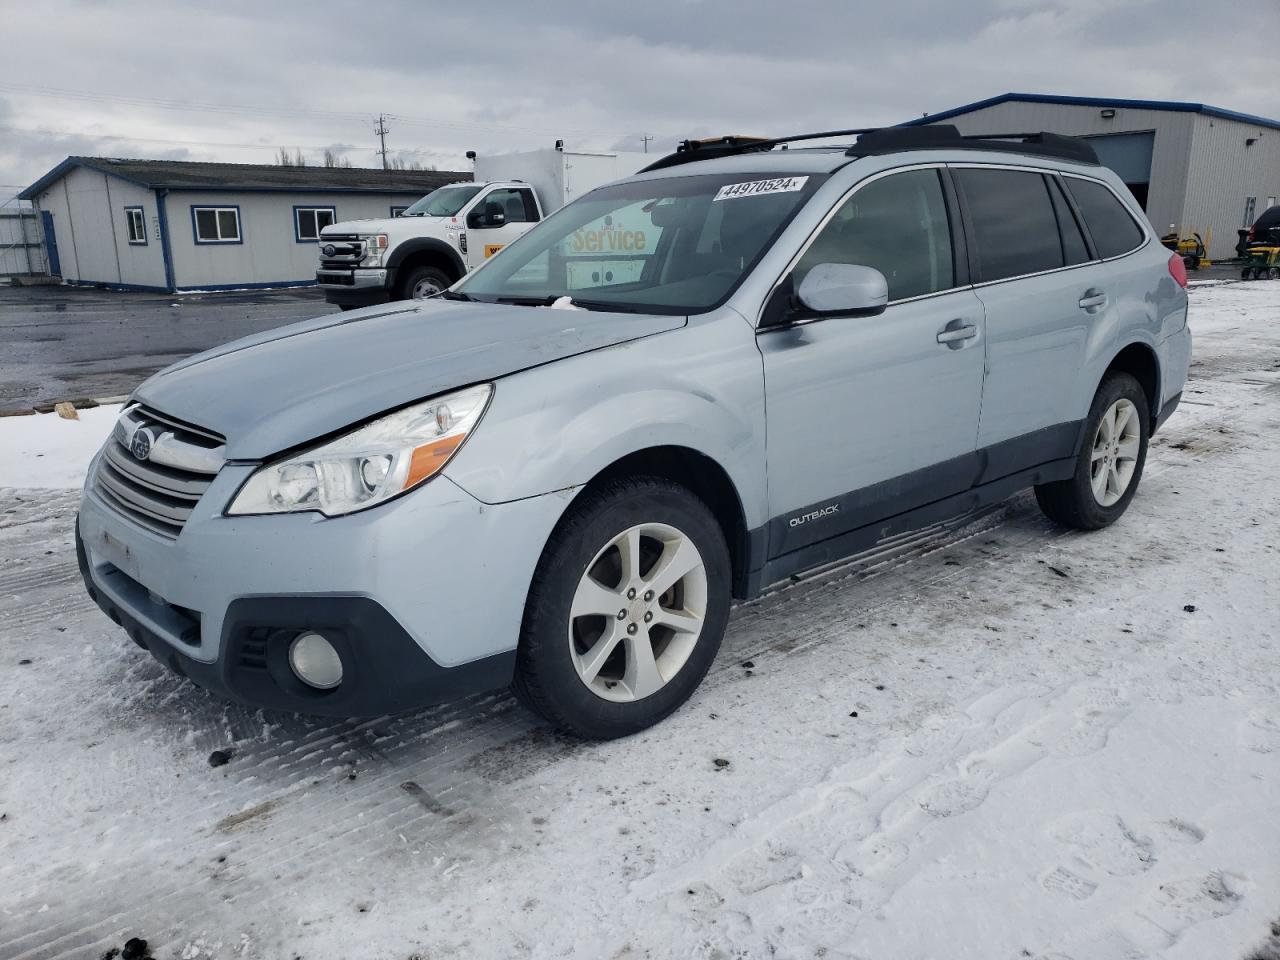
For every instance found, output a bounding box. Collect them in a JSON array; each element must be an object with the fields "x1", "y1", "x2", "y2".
[{"x1": 0, "y1": 375, "x2": 1268, "y2": 958}]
